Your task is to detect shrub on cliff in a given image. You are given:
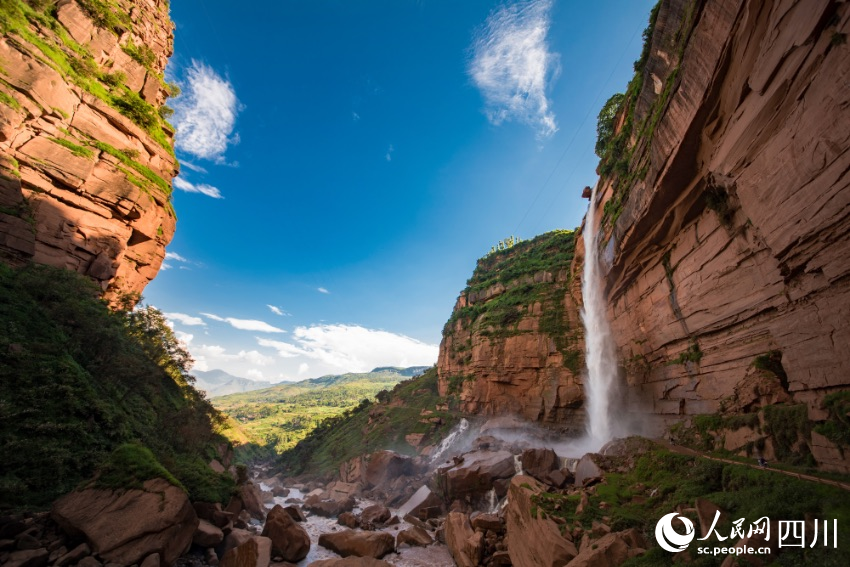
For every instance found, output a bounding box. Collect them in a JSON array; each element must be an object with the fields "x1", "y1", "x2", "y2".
[{"x1": 0, "y1": 262, "x2": 233, "y2": 509}]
